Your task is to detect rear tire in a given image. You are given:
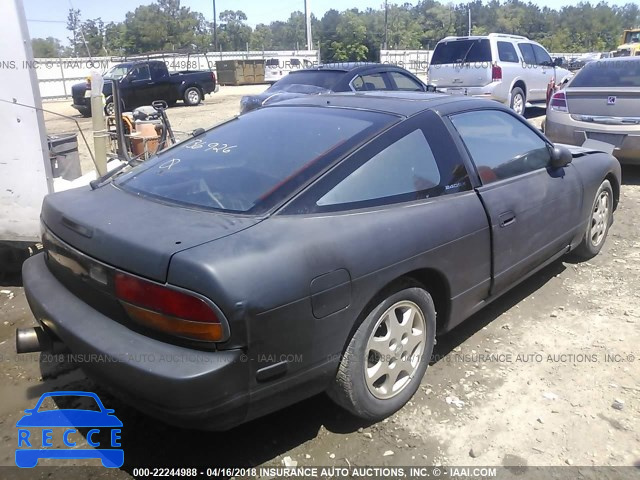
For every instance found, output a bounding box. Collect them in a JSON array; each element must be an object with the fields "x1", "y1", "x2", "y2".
[
  {"x1": 573, "y1": 179, "x2": 613, "y2": 259},
  {"x1": 183, "y1": 87, "x2": 202, "y2": 106},
  {"x1": 327, "y1": 285, "x2": 436, "y2": 421},
  {"x1": 510, "y1": 87, "x2": 526, "y2": 115}
]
